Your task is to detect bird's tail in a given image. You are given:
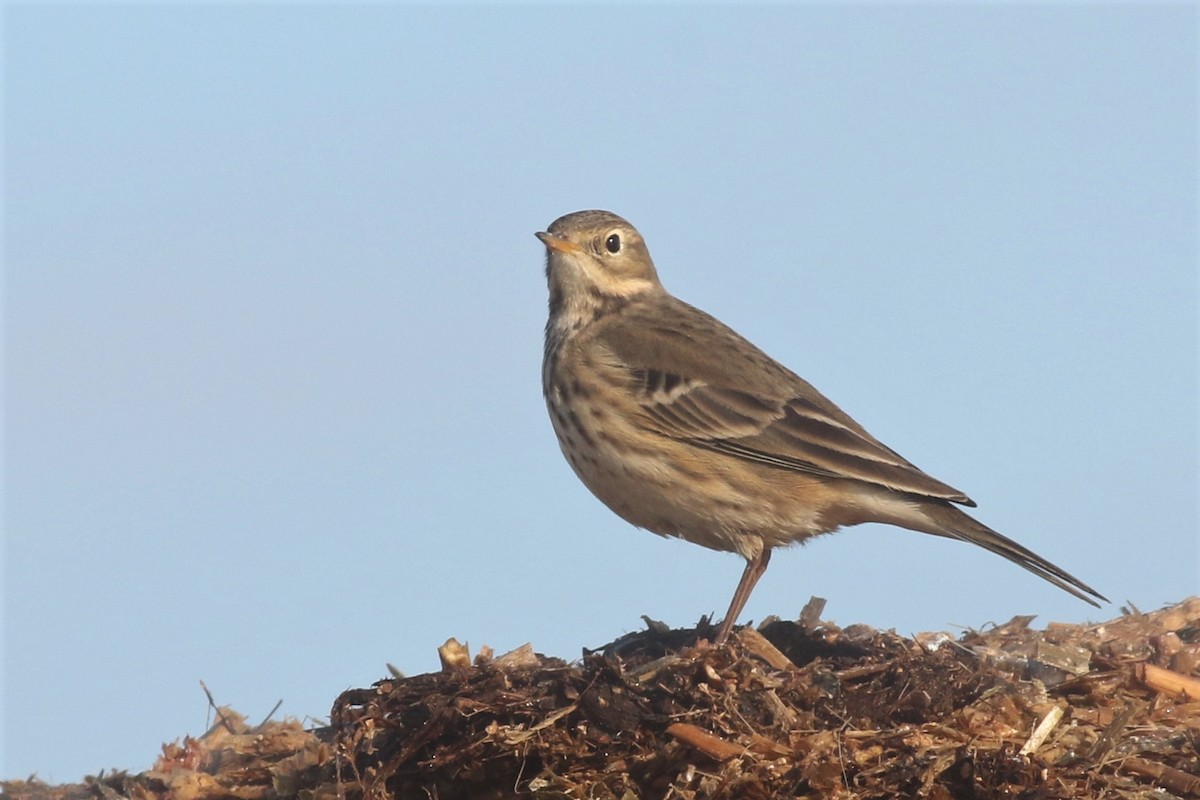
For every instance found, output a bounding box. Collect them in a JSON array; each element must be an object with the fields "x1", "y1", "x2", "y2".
[{"x1": 916, "y1": 502, "x2": 1108, "y2": 608}]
